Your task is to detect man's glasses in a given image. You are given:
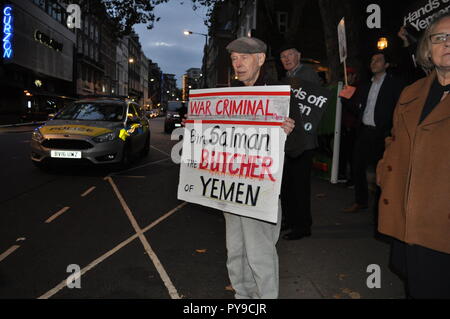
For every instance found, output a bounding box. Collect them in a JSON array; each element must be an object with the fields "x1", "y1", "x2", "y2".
[{"x1": 429, "y1": 33, "x2": 450, "y2": 44}]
